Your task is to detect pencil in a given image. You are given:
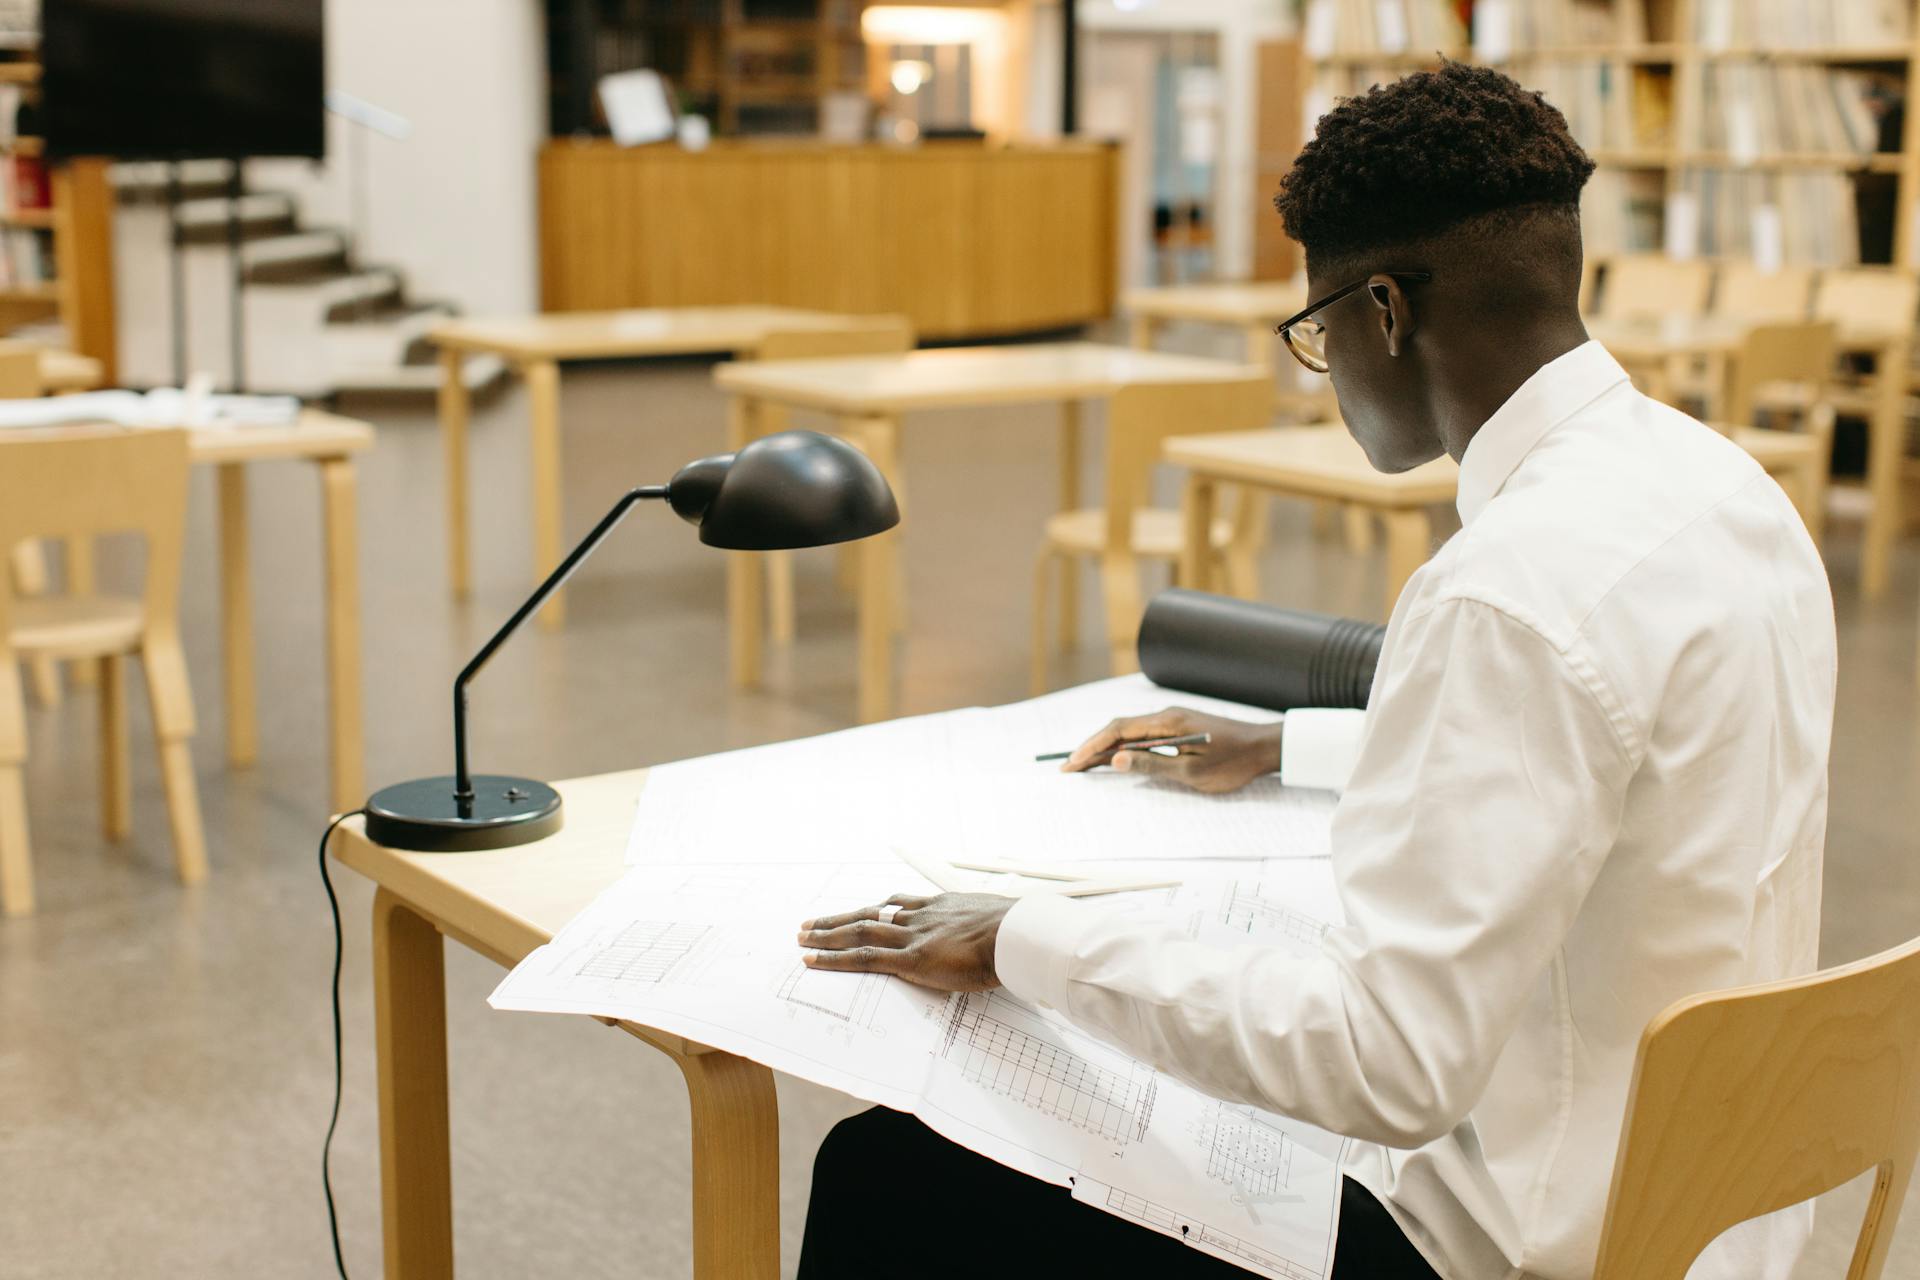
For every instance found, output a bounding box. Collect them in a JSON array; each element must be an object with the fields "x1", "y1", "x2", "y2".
[{"x1": 1034, "y1": 732, "x2": 1211, "y2": 763}]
